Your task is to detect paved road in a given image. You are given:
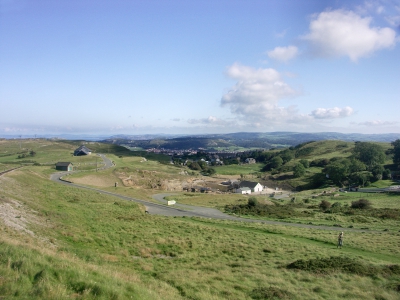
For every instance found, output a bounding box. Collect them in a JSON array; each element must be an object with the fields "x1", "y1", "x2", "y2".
[
  {"x1": 358, "y1": 186, "x2": 400, "y2": 193},
  {"x1": 49, "y1": 154, "x2": 372, "y2": 232}
]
